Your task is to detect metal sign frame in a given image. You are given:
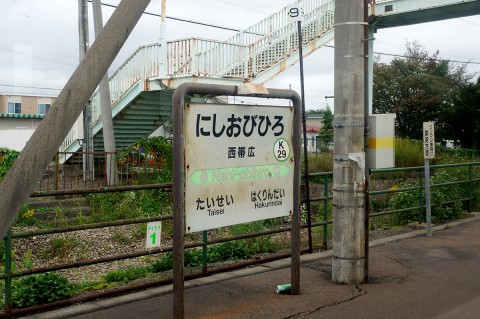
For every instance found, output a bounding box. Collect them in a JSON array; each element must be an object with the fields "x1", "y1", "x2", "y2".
[{"x1": 172, "y1": 83, "x2": 302, "y2": 318}]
